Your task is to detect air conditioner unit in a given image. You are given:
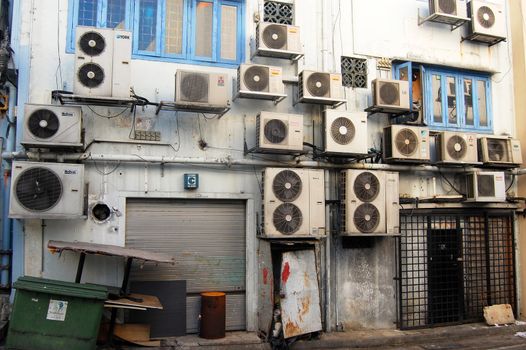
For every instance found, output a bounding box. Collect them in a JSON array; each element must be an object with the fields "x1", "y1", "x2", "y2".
[
  {"x1": 383, "y1": 125, "x2": 430, "y2": 163},
  {"x1": 22, "y1": 104, "x2": 83, "y2": 149},
  {"x1": 428, "y1": 0, "x2": 467, "y2": 23},
  {"x1": 478, "y1": 136, "x2": 522, "y2": 167},
  {"x1": 340, "y1": 170, "x2": 399, "y2": 236},
  {"x1": 237, "y1": 64, "x2": 286, "y2": 100},
  {"x1": 262, "y1": 168, "x2": 325, "y2": 238},
  {"x1": 297, "y1": 70, "x2": 344, "y2": 105},
  {"x1": 74, "y1": 26, "x2": 131, "y2": 97},
  {"x1": 256, "y1": 112, "x2": 303, "y2": 152},
  {"x1": 175, "y1": 70, "x2": 230, "y2": 106},
  {"x1": 370, "y1": 79, "x2": 410, "y2": 113},
  {"x1": 9, "y1": 161, "x2": 85, "y2": 219},
  {"x1": 436, "y1": 131, "x2": 478, "y2": 164},
  {"x1": 255, "y1": 22, "x2": 302, "y2": 59},
  {"x1": 464, "y1": 171, "x2": 506, "y2": 202},
  {"x1": 323, "y1": 110, "x2": 368, "y2": 155},
  {"x1": 467, "y1": 0, "x2": 506, "y2": 43}
]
